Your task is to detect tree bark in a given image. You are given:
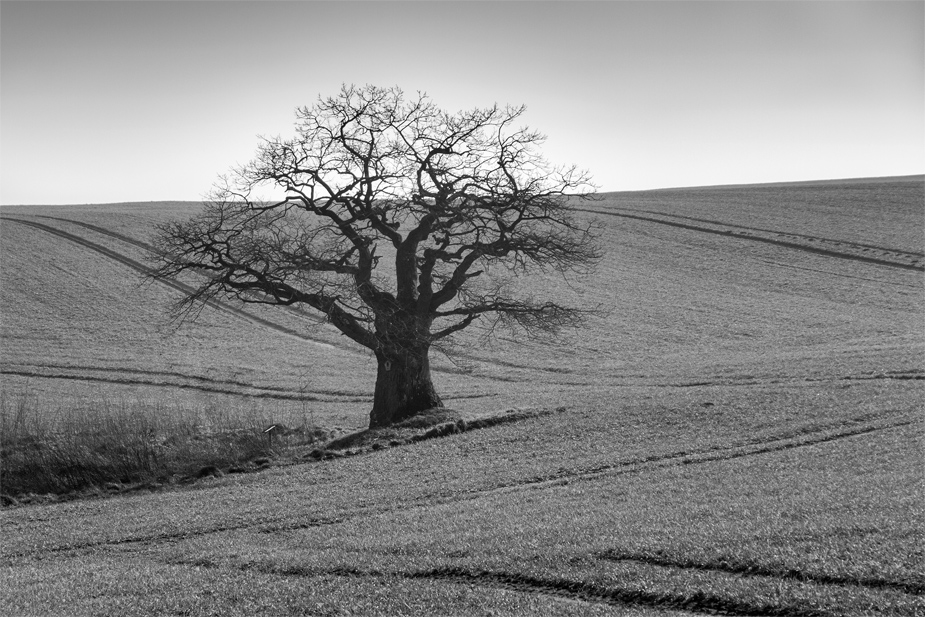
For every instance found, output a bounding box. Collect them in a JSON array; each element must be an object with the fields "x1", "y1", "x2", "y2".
[{"x1": 369, "y1": 345, "x2": 443, "y2": 428}]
